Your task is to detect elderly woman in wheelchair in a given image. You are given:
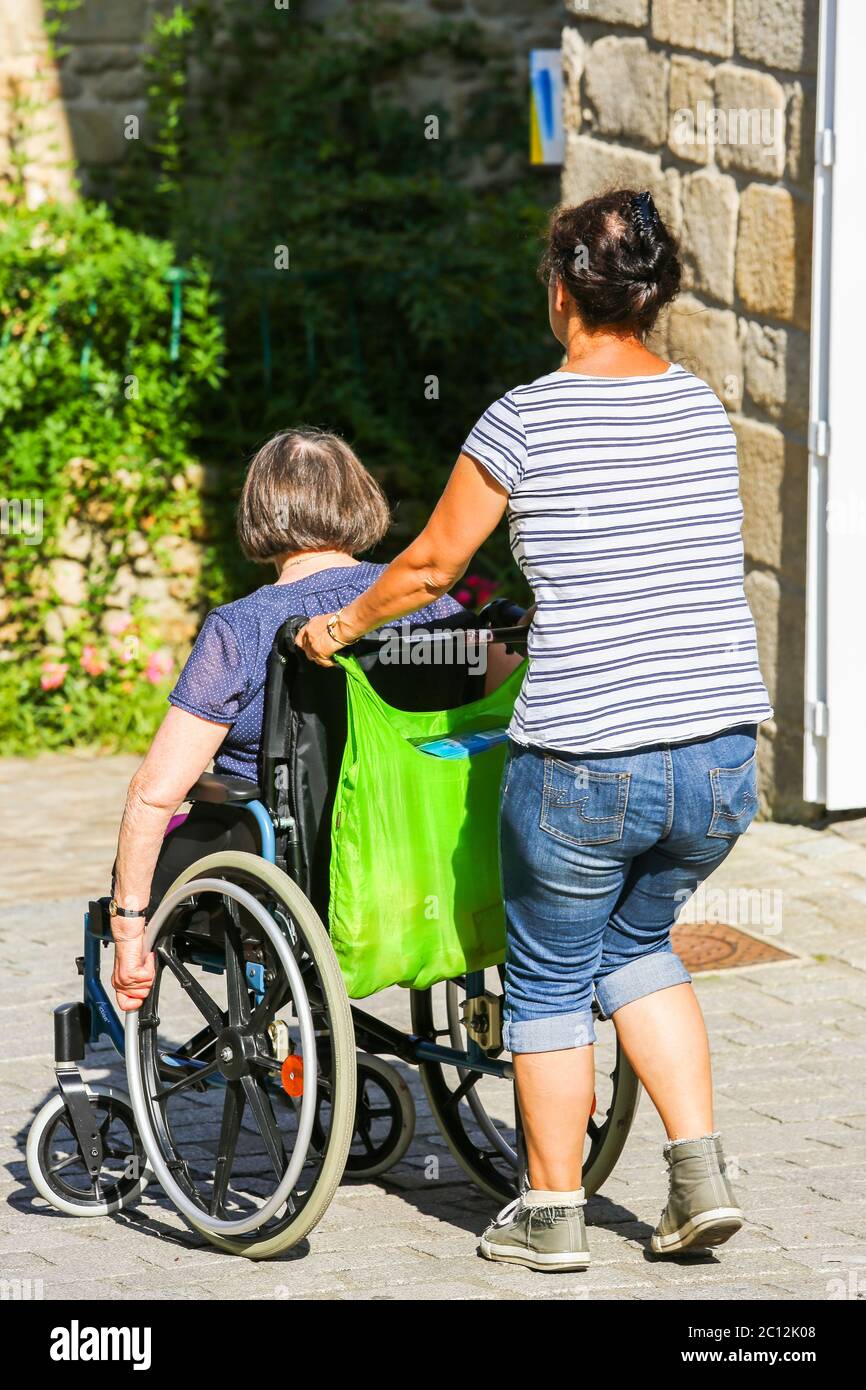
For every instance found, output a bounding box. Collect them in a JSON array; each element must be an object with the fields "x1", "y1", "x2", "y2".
[
  {"x1": 109, "y1": 428, "x2": 489, "y2": 1013},
  {"x1": 27, "y1": 426, "x2": 639, "y2": 1260}
]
